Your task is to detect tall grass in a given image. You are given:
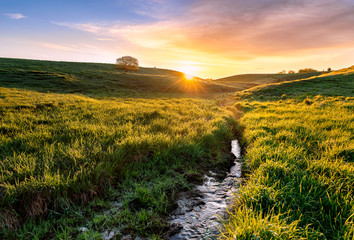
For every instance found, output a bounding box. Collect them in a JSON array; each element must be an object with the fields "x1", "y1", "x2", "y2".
[
  {"x1": 222, "y1": 69, "x2": 354, "y2": 239},
  {"x1": 0, "y1": 87, "x2": 239, "y2": 238}
]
